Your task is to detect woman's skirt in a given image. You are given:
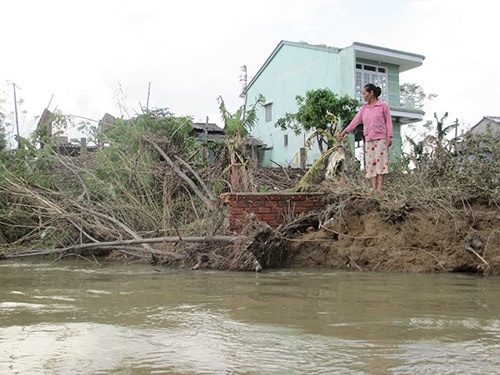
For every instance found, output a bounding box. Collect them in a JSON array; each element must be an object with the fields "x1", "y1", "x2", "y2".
[{"x1": 364, "y1": 138, "x2": 389, "y2": 178}]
